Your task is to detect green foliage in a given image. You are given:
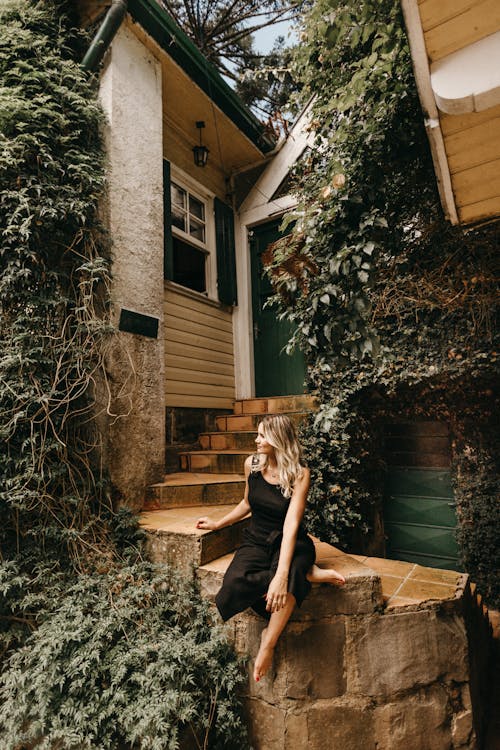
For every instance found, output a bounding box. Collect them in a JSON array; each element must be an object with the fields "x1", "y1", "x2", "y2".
[
  {"x1": 265, "y1": 0, "x2": 499, "y2": 602},
  {"x1": 0, "y1": 0, "x2": 113, "y2": 561},
  {"x1": 0, "y1": 558, "x2": 249, "y2": 749},
  {"x1": 0, "y1": 5, "x2": 249, "y2": 746}
]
